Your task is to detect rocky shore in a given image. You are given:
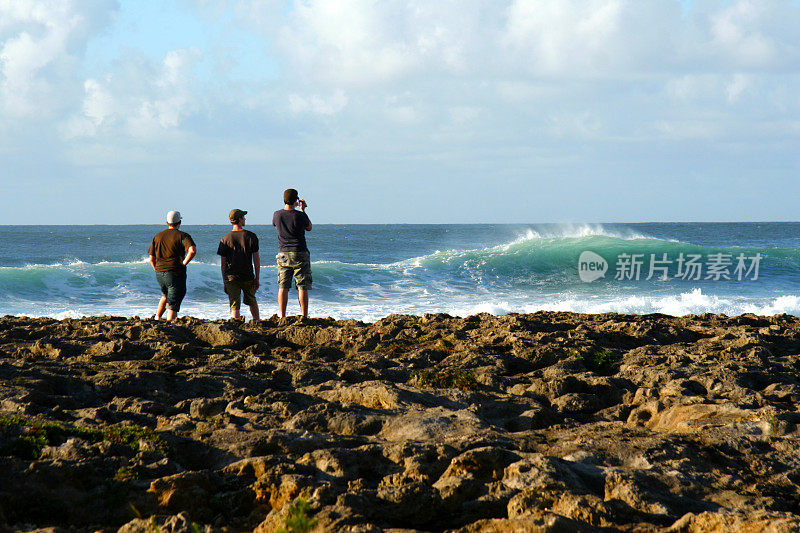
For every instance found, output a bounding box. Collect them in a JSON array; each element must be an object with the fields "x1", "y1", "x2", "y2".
[{"x1": 1, "y1": 311, "x2": 800, "y2": 532}]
